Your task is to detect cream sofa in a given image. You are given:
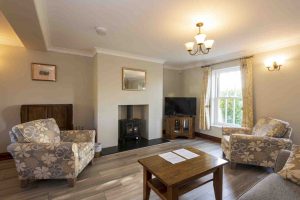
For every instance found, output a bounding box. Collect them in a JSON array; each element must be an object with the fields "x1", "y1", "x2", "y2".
[
  {"x1": 221, "y1": 117, "x2": 292, "y2": 168},
  {"x1": 7, "y1": 118, "x2": 95, "y2": 187}
]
